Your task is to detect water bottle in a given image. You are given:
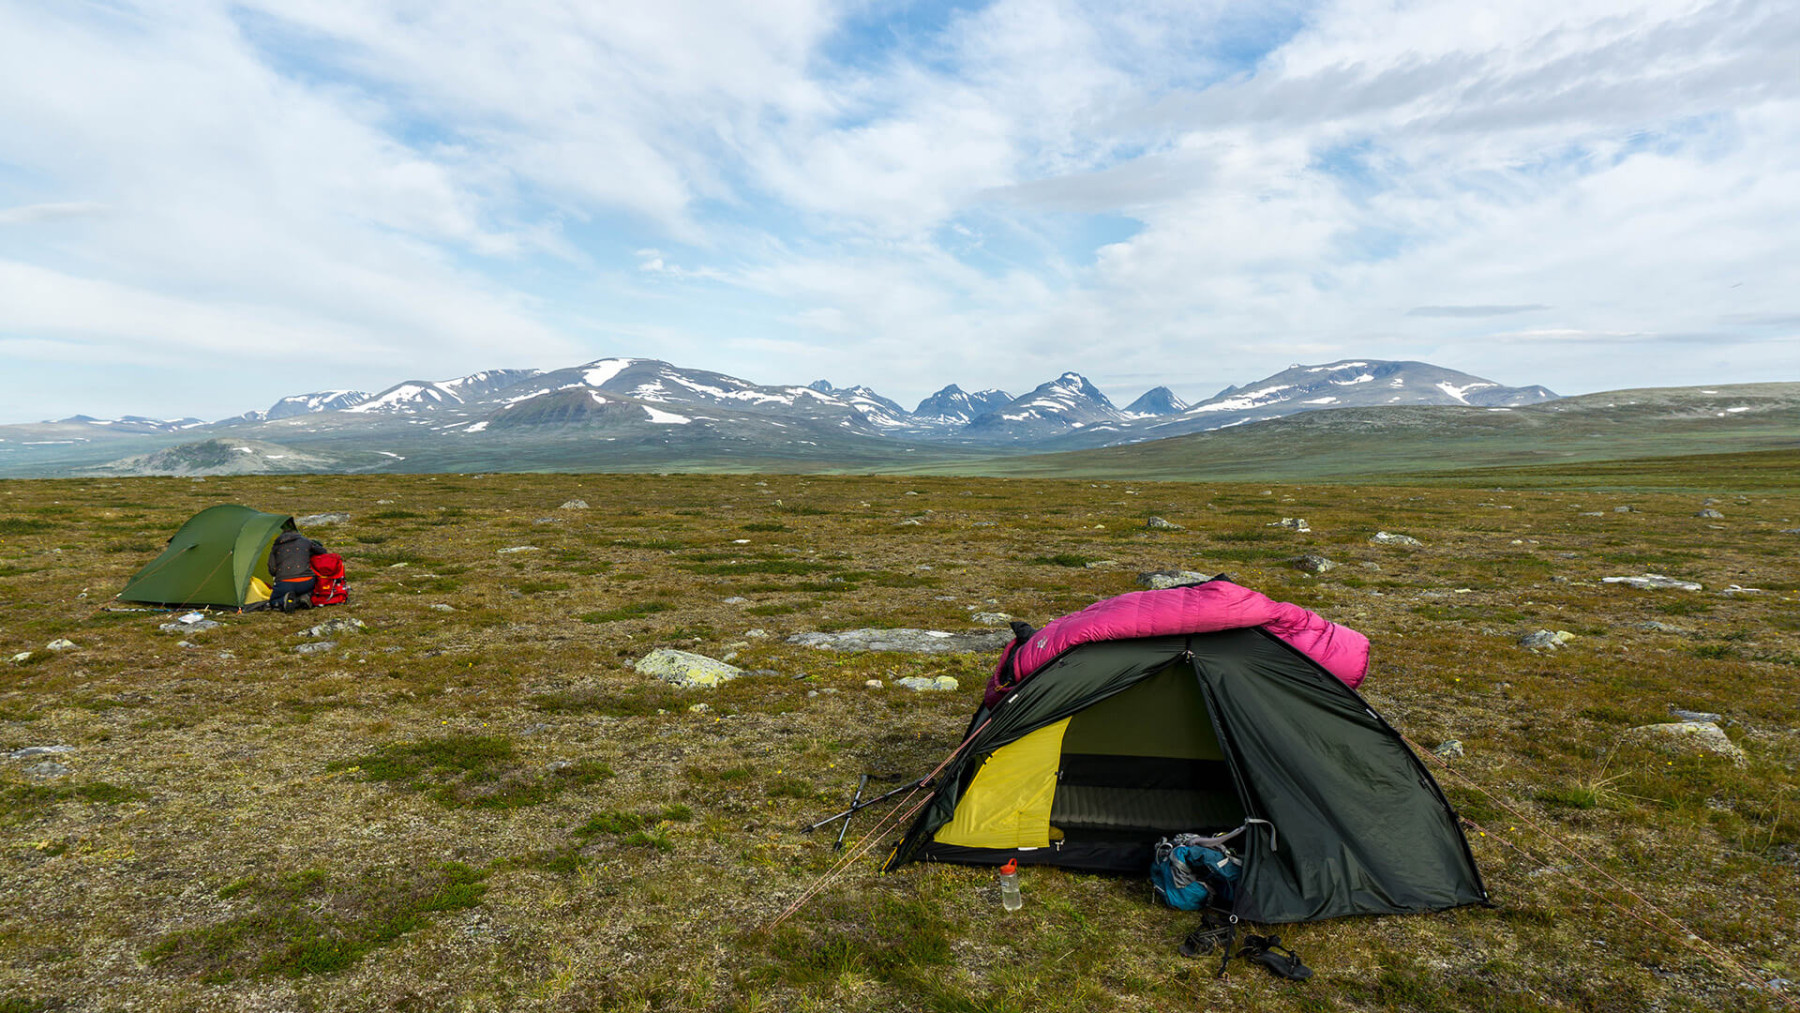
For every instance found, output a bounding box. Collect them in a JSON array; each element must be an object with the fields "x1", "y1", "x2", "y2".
[{"x1": 999, "y1": 859, "x2": 1022, "y2": 911}]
